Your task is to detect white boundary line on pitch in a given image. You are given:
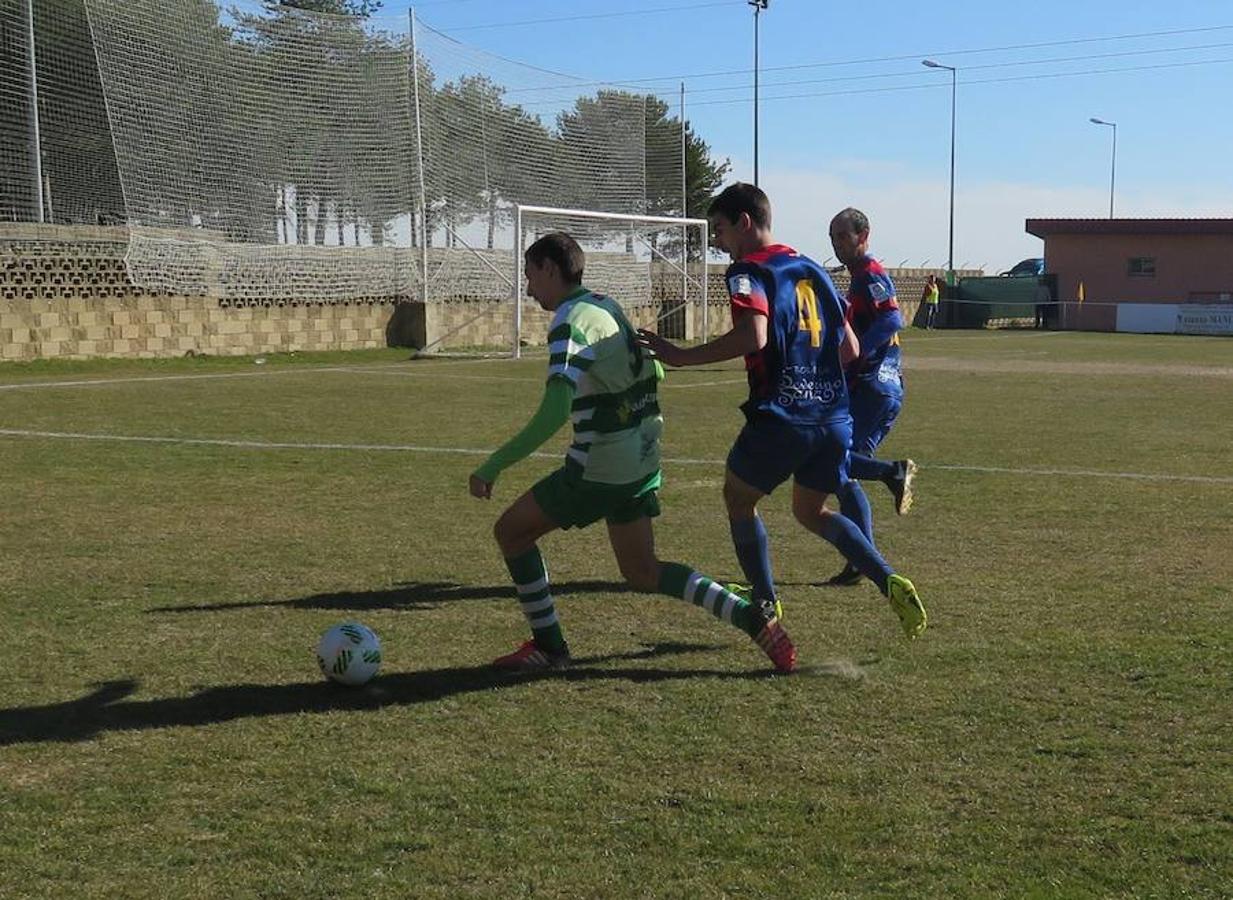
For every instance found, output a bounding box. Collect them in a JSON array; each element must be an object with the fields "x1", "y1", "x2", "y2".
[
  {"x1": 904, "y1": 330, "x2": 1069, "y2": 342},
  {"x1": 1, "y1": 427, "x2": 1231, "y2": 485},
  {"x1": 0, "y1": 357, "x2": 513, "y2": 392},
  {"x1": 0, "y1": 368, "x2": 337, "y2": 391},
  {"x1": 925, "y1": 463, "x2": 1233, "y2": 485},
  {"x1": 330, "y1": 366, "x2": 541, "y2": 383},
  {"x1": 668, "y1": 377, "x2": 746, "y2": 389}
]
